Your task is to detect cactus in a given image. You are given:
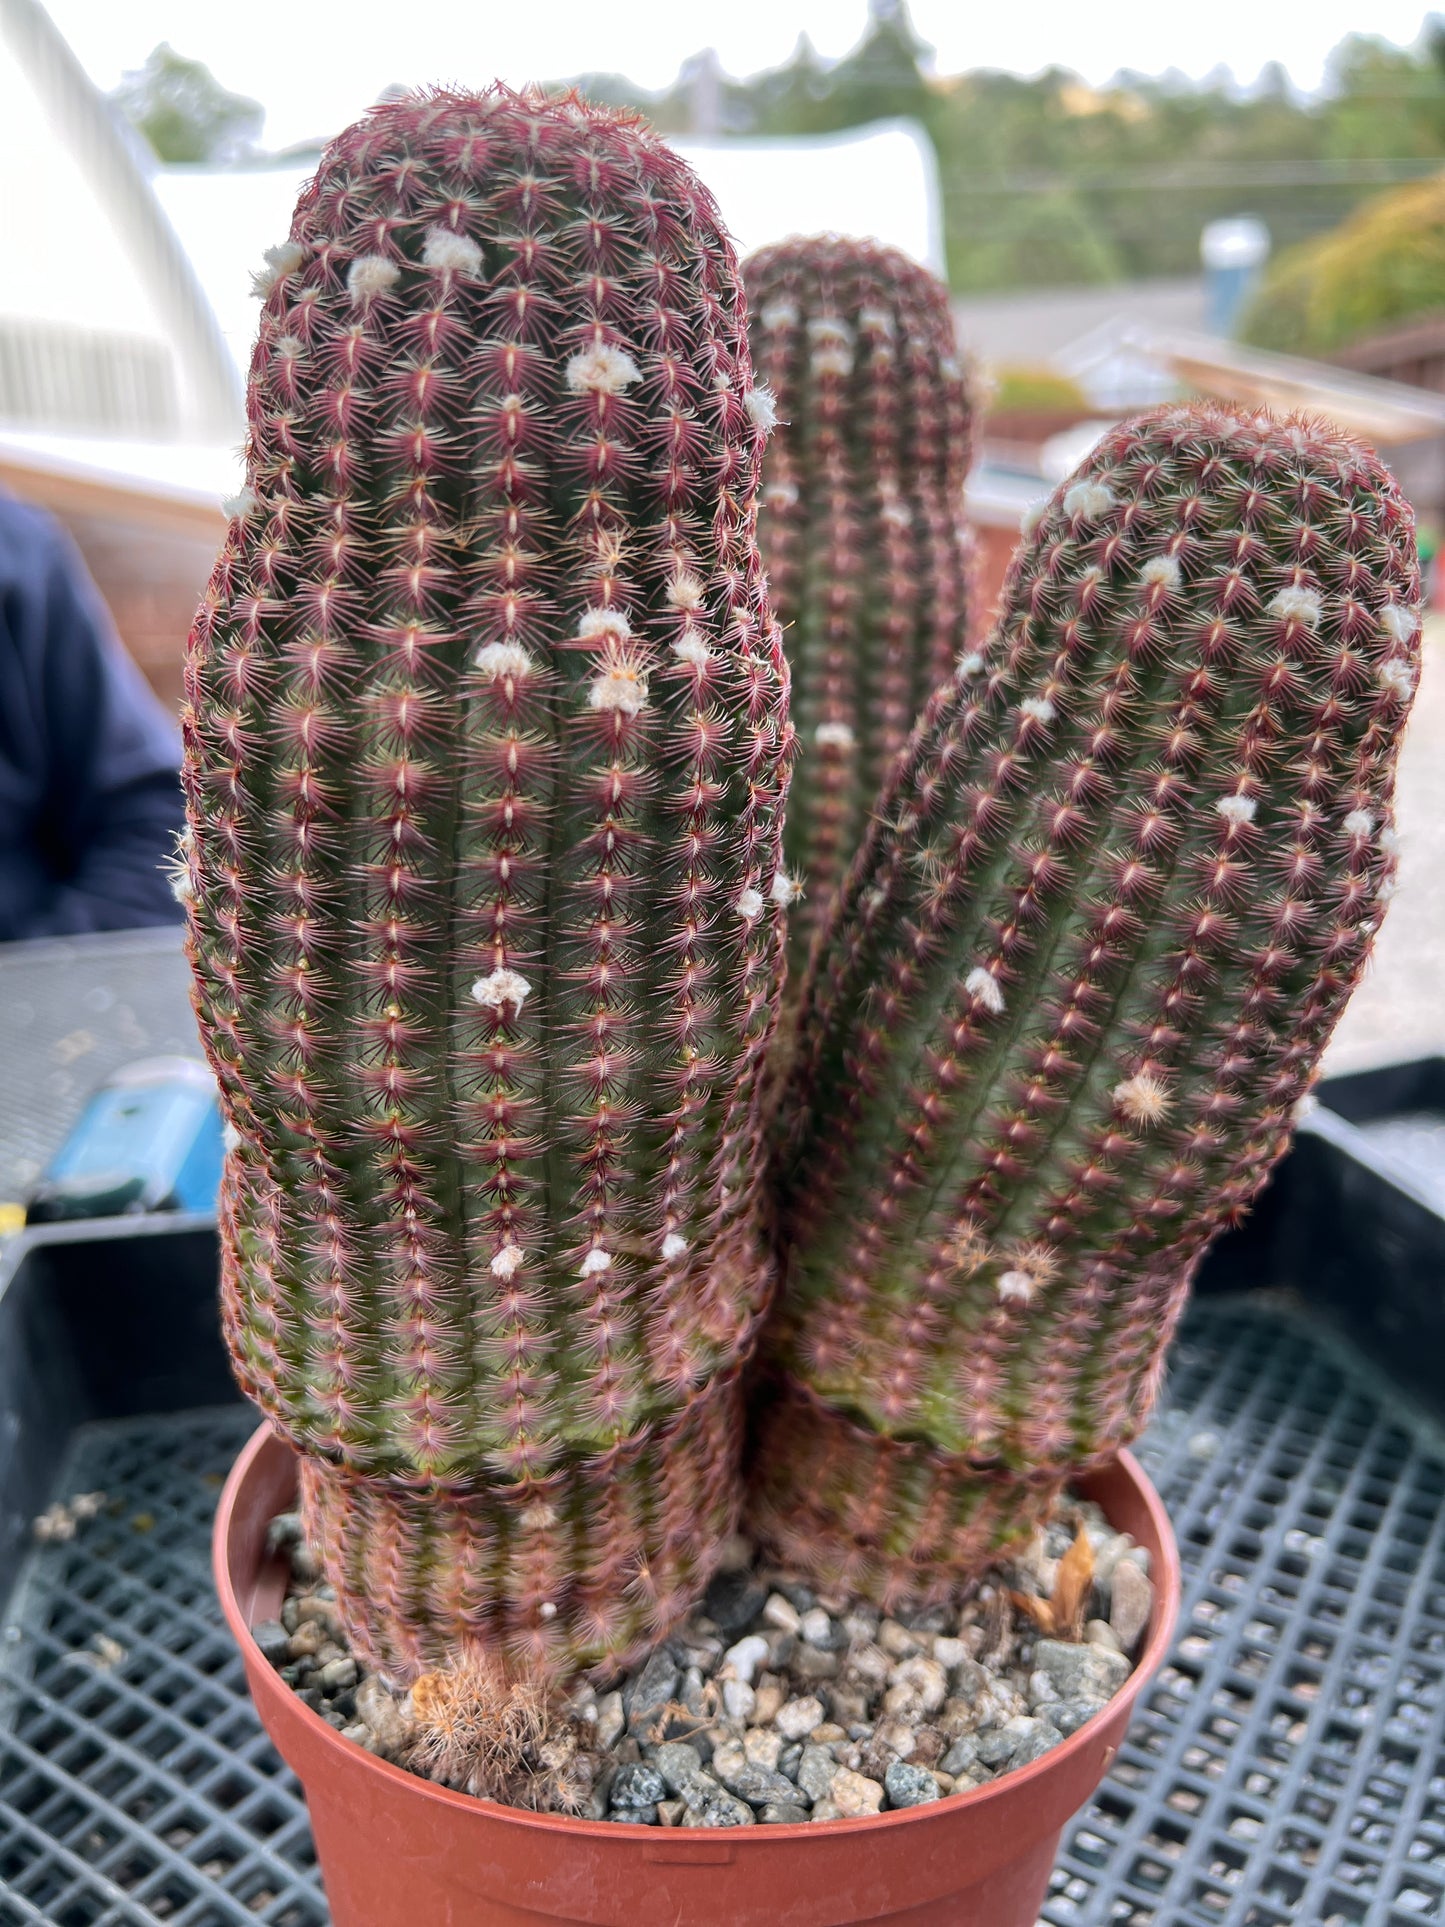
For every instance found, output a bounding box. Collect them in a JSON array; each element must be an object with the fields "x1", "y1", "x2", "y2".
[
  {"x1": 744, "y1": 236, "x2": 977, "y2": 977},
  {"x1": 754, "y1": 403, "x2": 1420, "y2": 1603},
  {"x1": 180, "y1": 87, "x2": 792, "y2": 1679}
]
